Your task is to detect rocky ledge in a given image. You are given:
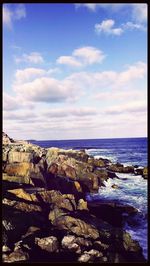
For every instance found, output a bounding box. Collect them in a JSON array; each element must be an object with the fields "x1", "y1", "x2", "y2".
[{"x1": 2, "y1": 133, "x2": 147, "y2": 263}]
